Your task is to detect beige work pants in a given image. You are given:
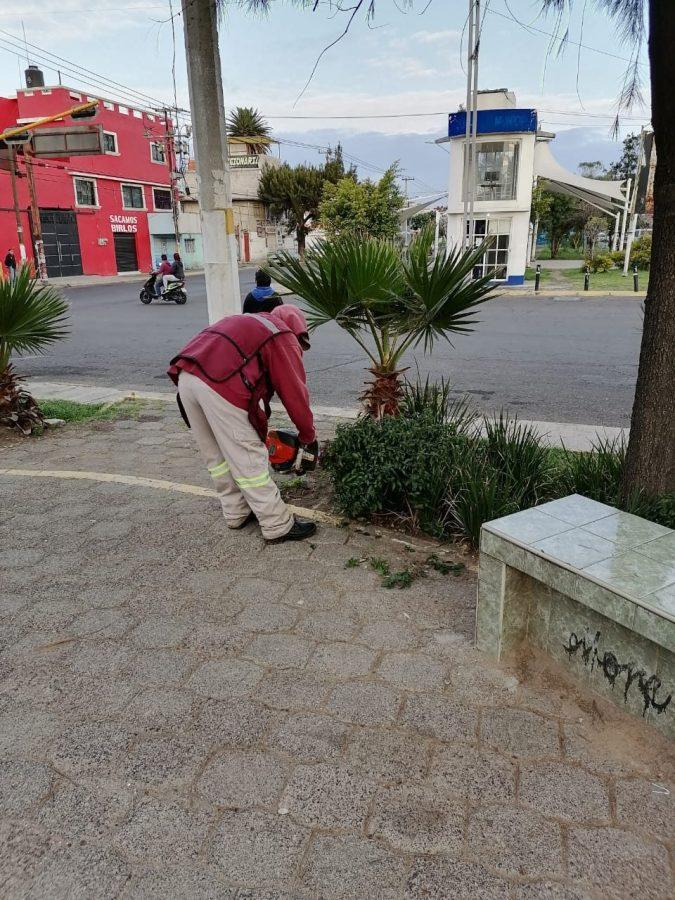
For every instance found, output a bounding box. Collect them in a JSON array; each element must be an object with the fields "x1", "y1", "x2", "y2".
[{"x1": 178, "y1": 371, "x2": 294, "y2": 540}]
